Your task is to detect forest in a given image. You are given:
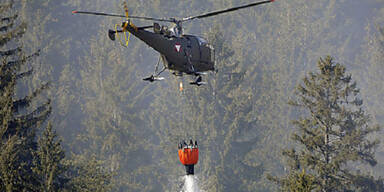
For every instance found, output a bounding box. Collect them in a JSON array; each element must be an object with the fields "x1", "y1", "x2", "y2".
[{"x1": 1, "y1": 0, "x2": 383, "y2": 191}]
